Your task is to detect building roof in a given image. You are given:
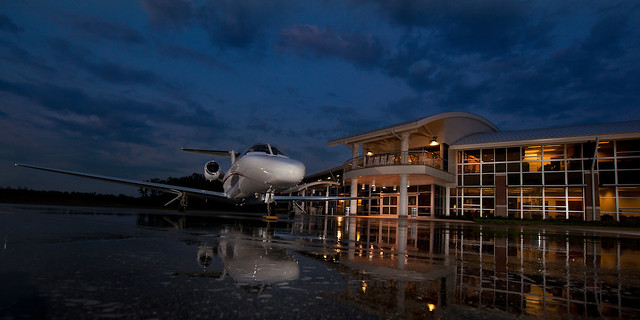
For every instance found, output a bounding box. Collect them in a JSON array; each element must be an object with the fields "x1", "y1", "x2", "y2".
[
  {"x1": 452, "y1": 120, "x2": 640, "y2": 149},
  {"x1": 327, "y1": 111, "x2": 498, "y2": 146}
]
